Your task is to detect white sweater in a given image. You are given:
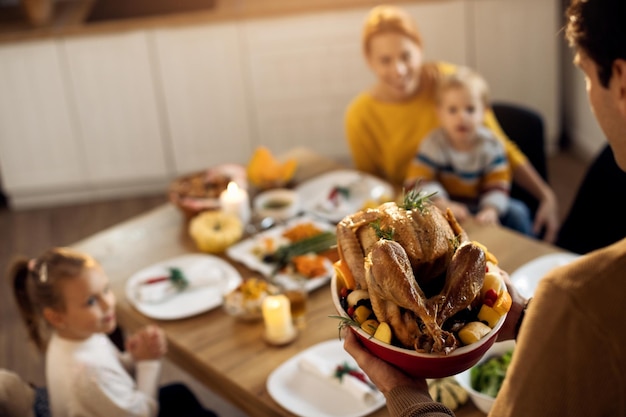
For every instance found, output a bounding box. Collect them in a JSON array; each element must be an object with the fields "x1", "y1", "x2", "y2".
[{"x1": 46, "y1": 333, "x2": 161, "y2": 417}]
